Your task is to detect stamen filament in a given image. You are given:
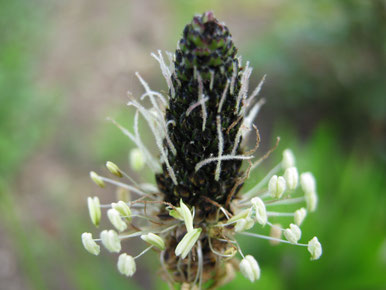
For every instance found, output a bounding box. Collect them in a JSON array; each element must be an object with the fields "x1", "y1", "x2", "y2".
[
  {"x1": 100, "y1": 177, "x2": 152, "y2": 197},
  {"x1": 134, "y1": 245, "x2": 154, "y2": 259},
  {"x1": 239, "y1": 232, "x2": 307, "y2": 246},
  {"x1": 267, "y1": 212, "x2": 295, "y2": 217},
  {"x1": 243, "y1": 163, "x2": 281, "y2": 199},
  {"x1": 265, "y1": 197, "x2": 305, "y2": 206}
]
